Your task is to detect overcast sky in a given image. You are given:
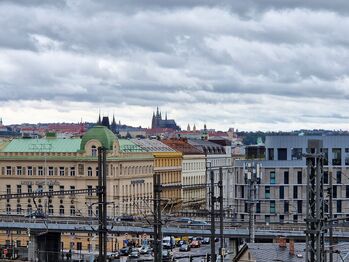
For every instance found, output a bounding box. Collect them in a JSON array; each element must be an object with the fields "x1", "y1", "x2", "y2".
[{"x1": 1, "y1": 0, "x2": 349, "y2": 131}]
